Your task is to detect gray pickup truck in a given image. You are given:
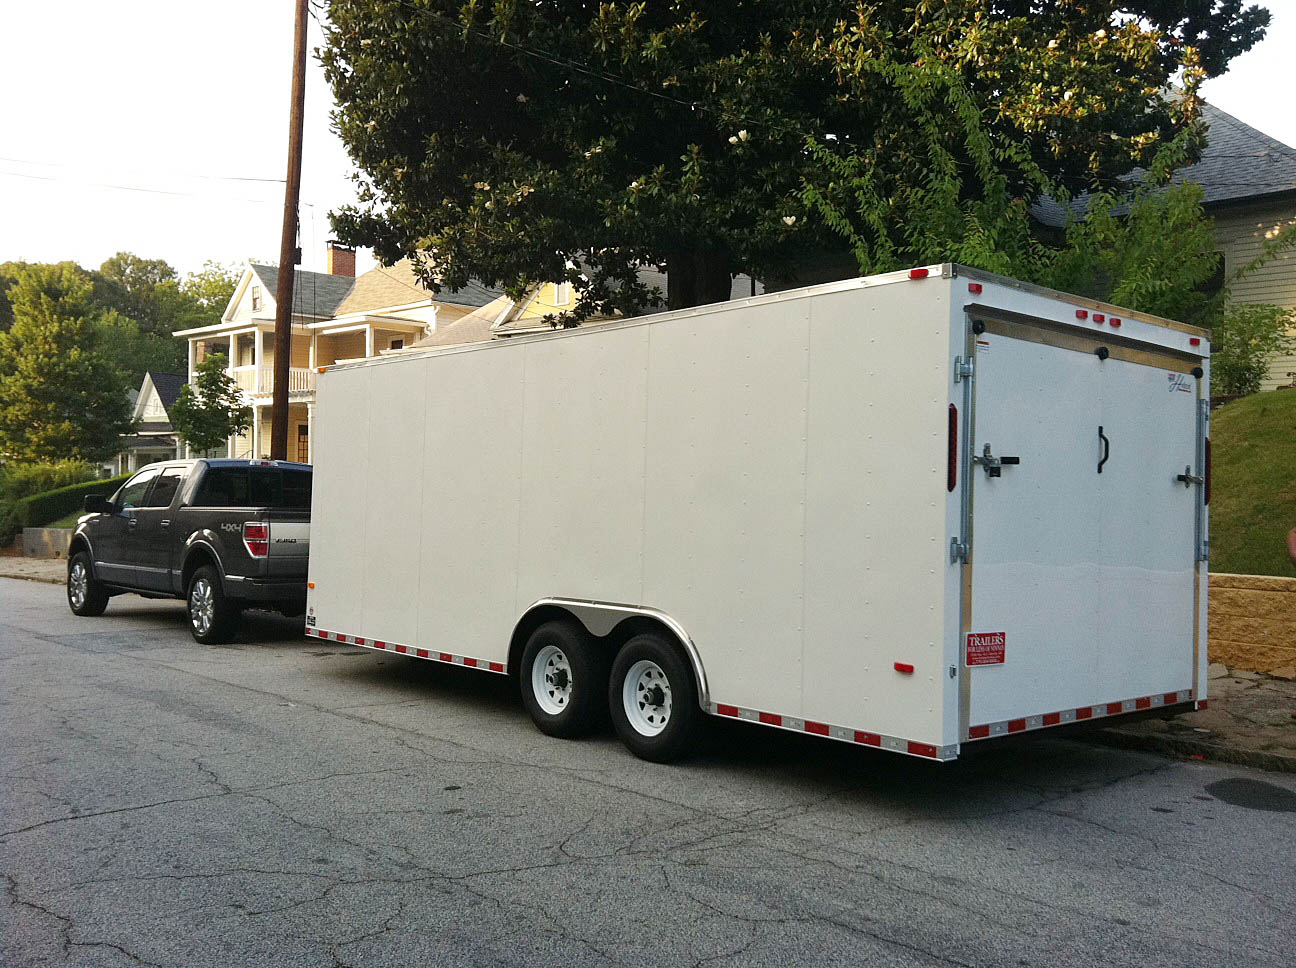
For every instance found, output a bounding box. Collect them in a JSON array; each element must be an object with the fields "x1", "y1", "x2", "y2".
[{"x1": 67, "y1": 459, "x2": 311, "y2": 643}]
